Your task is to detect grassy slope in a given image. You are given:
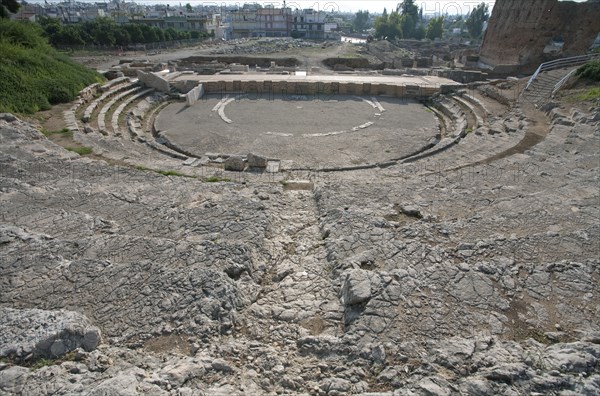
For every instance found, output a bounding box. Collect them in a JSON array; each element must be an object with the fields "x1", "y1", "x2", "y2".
[{"x1": 0, "y1": 19, "x2": 102, "y2": 114}]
